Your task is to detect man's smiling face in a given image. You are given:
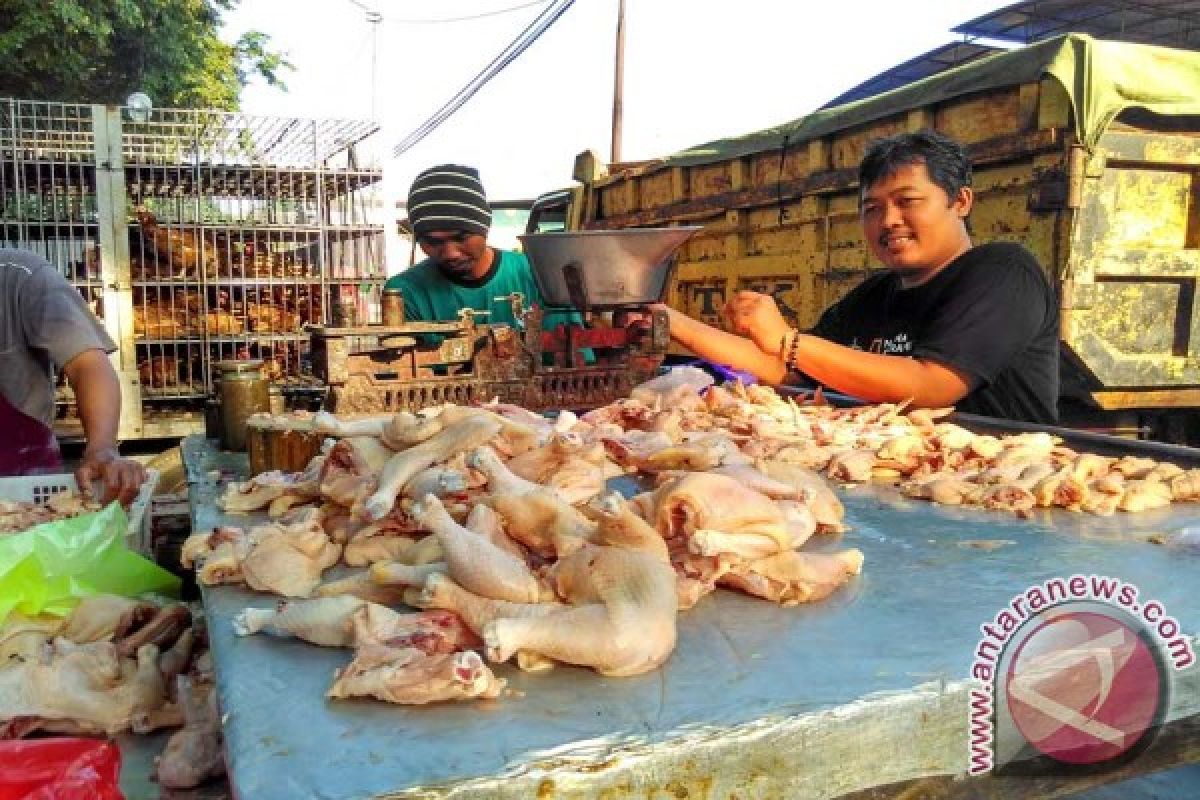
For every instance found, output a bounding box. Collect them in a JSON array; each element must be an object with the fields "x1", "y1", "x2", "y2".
[{"x1": 860, "y1": 161, "x2": 973, "y2": 287}]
